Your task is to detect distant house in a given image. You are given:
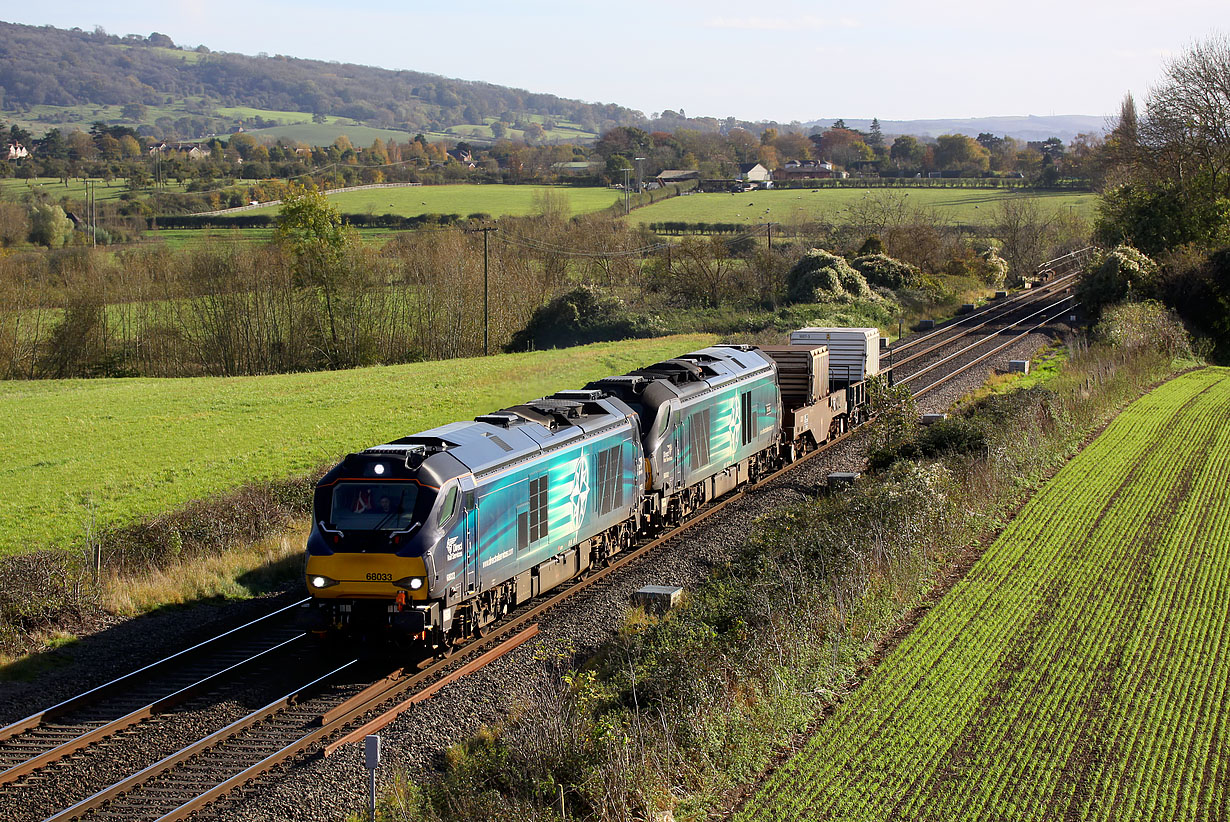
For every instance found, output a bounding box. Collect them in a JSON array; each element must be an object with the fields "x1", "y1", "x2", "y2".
[
  {"x1": 775, "y1": 159, "x2": 847, "y2": 180},
  {"x1": 655, "y1": 169, "x2": 701, "y2": 185},
  {"x1": 187, "y1": 146, "x2": 210, "y2": 161},
  {"x1": 447, "y1": 148, "x2": 476, "y2": 168},
  {"x1": 738, "y1": 162, "x2": 771, "y2": 182},
  {"x1": 6, "y1": 143, "x2": 29, "y2": 160},
  {"x1": 148, "y1": 143, "x2": 169, "y2": 156}
]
